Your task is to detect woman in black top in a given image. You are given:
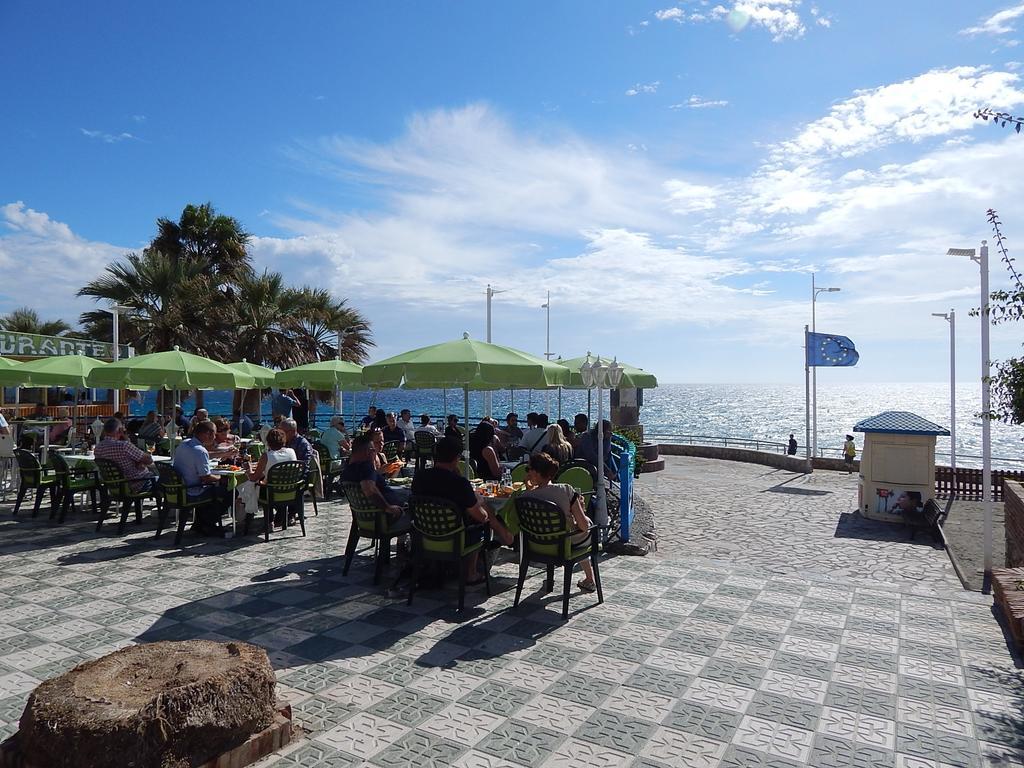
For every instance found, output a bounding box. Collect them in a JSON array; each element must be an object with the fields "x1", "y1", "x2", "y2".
[{"x1": 469, "y1": 420, "x2": 502, "y2": 481}]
